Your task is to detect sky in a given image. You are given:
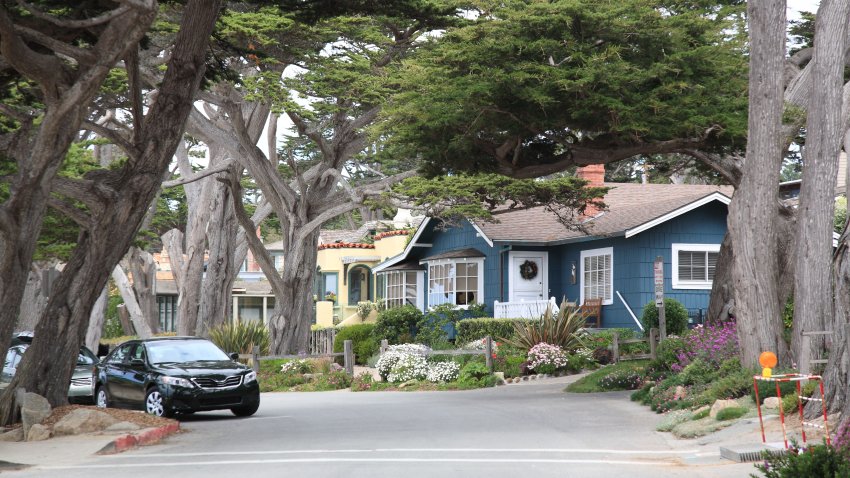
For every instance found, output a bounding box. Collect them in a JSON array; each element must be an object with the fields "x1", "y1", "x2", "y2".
[{"x1": 788, "y1": 0, "x2": 819, "y2": 19}]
